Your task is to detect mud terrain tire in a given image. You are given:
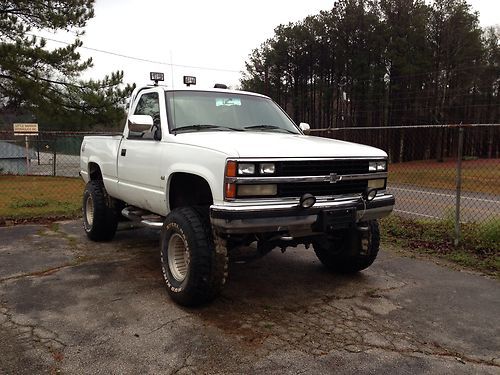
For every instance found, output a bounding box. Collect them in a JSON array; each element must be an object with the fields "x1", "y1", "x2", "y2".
[
  {"x1": 160, "y1": 207, "x2": 227, "y2": 306},
  {"x1": 83, "y1": 180, "x2": 118, "y2": 241}
]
